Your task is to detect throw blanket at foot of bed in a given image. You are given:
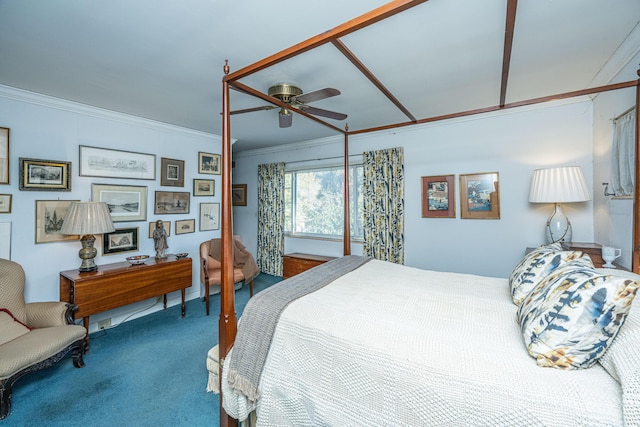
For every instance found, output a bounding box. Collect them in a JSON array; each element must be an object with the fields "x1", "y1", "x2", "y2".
[{"x1": 226, "y1": 255, "x2": 371, "y2": 403}]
